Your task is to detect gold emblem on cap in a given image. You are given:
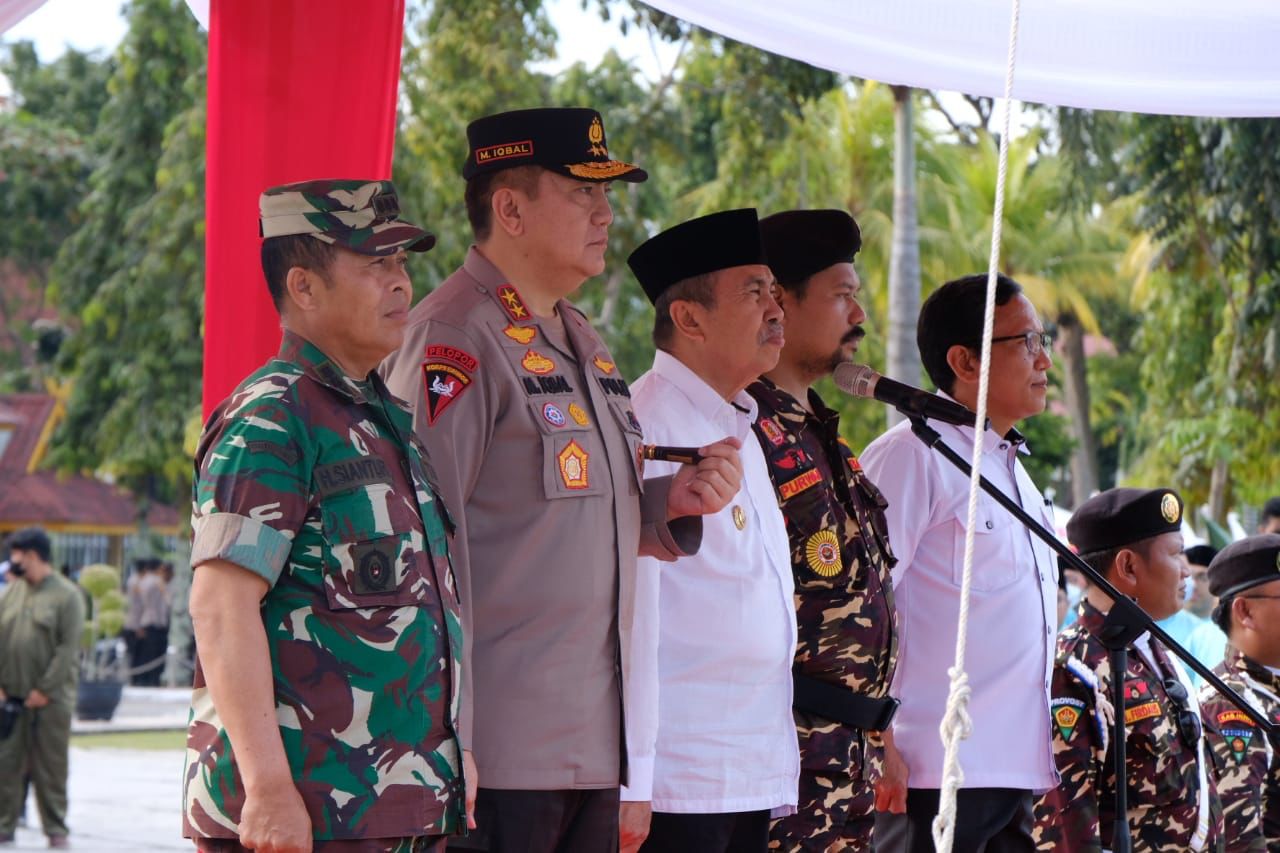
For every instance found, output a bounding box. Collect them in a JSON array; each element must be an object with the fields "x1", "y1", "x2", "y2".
[
  {"x1": 588, "y1": 116, "x2": 607, "y2": 157},
  {"x1": 1275, "y1": 550, "x2": 1280, "y2": 573},
  {"x1": 1160, "y1": 493, "x2": 1180, "y2": 524},
  {"x1": 732, "y1": 505, "x2": 746, "y2": 531}
]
